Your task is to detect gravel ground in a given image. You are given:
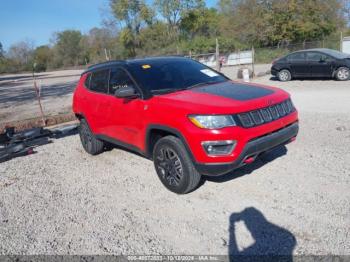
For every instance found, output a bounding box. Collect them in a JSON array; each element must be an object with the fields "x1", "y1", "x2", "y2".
[{"x1": 0, "y1": 75, "x2": 349, "y2": 256}]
